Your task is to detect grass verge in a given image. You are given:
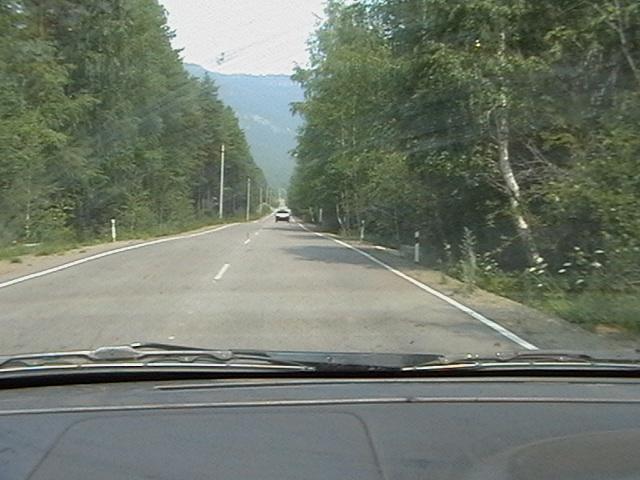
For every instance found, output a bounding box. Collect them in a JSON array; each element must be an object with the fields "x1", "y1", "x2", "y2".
[
  {"x1": 0, "y1": 213, "x2": 263, "y2": 263},
  {"x1": 0, "y1": 242, "x2": 81, "y2": 261},
  {"x1": 536, "y1": 292, "x2": 640, "y2": 334}
]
